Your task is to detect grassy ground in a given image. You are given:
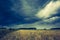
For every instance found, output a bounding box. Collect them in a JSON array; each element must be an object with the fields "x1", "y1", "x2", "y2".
[
  {"x1": 0, "y1": 29, "x2": 16, "y2": 38},
  {"x1": 0, "y1": 30, "x2": 60, "y2": 40}
]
